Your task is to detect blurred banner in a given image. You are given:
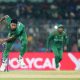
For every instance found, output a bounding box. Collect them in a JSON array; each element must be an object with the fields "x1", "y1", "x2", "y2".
[{"x1": 0, "y1": 52, "x2": 80, "y2": 70}]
